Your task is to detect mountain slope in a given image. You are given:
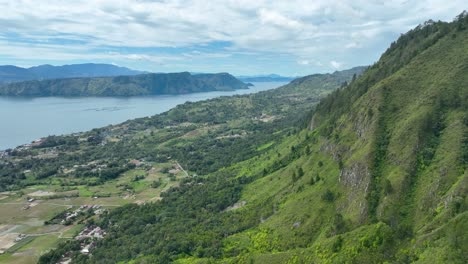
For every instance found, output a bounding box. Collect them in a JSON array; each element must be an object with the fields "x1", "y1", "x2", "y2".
[
  {"x1": 0, "y1": 72, "x2": 249, "y2": 97},
  {"x1": 215, "y1": 15, "x2": 468, "y2": 263},
  {"x1": 28, "y1": 63, "x2": 145, "y2": 79},
  {"x1": 277, "y1": 66, "x2": 367, "y2": 97},
  {"x1": 0, "y1": 63, "x2": 144, "y2": 83},
  {"x1": 0, "y1": 65, "x2": 37, "y2": 83},
  {"x1": 306, "y1": 16, "x2": 468, "y2": 262},
  {"x1": 237, "y1": 74, "x2": 297, "y2": 82}
]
